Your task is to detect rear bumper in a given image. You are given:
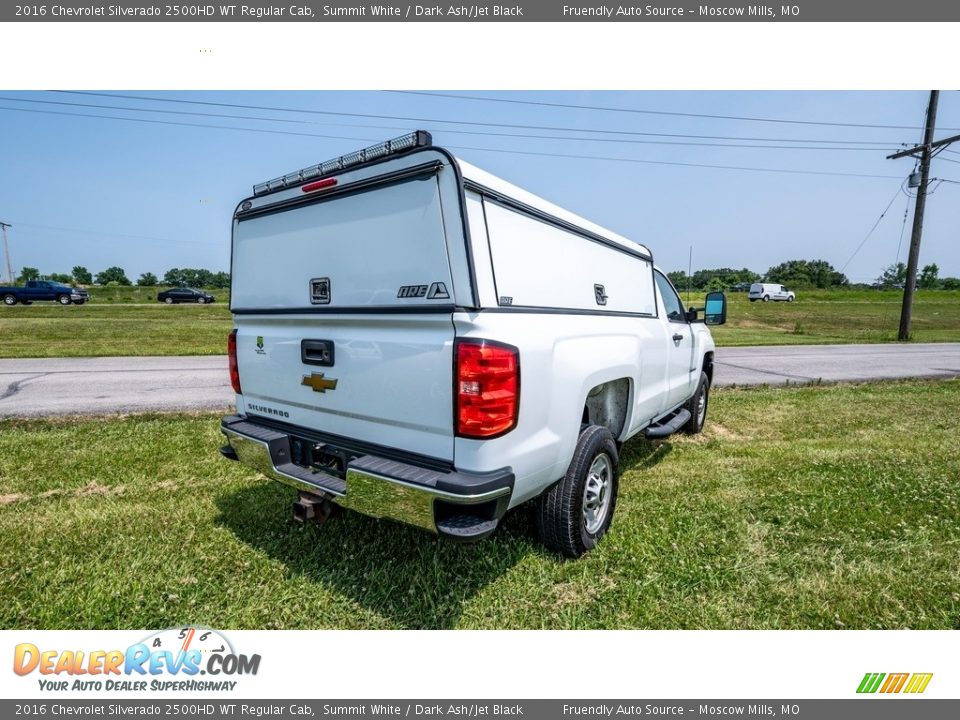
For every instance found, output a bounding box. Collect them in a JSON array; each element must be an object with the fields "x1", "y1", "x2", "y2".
[{"x1": 220, "y1": 415, "x2": 513, "y2": 540}]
